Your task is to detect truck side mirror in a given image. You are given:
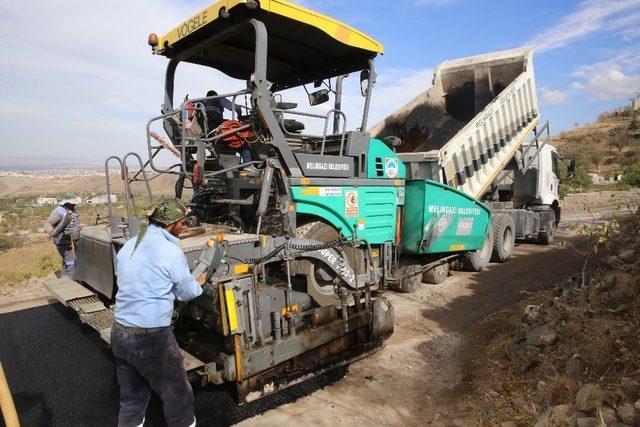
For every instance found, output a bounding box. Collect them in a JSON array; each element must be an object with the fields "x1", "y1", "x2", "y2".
[
  {"x1": 360, "y1": 70, "x2": 370, "y2": 97},
  {"x1": 309, "y1": 89, "x2": 329, "y2": 106}
]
